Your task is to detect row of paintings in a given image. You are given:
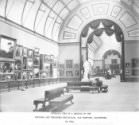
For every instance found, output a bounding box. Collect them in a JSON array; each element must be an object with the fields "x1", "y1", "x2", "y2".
[{"x1": 0, "y1": 35, "x2": 56, "y2": 81}]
